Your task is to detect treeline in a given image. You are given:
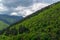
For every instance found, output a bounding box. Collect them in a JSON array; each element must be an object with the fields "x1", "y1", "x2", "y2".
[{"x1": 0, "y1": 25, "x2": 30, "y2": 36}]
